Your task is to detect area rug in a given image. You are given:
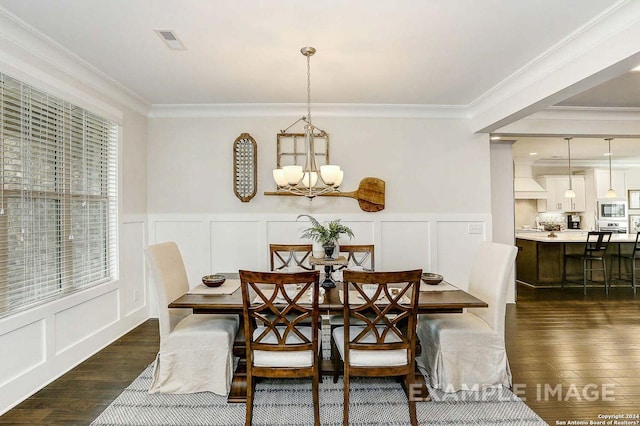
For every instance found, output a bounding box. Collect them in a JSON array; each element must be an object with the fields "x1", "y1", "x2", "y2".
[{"x1": 91, "y1": 365, "x2": 546, "y2": 425}]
